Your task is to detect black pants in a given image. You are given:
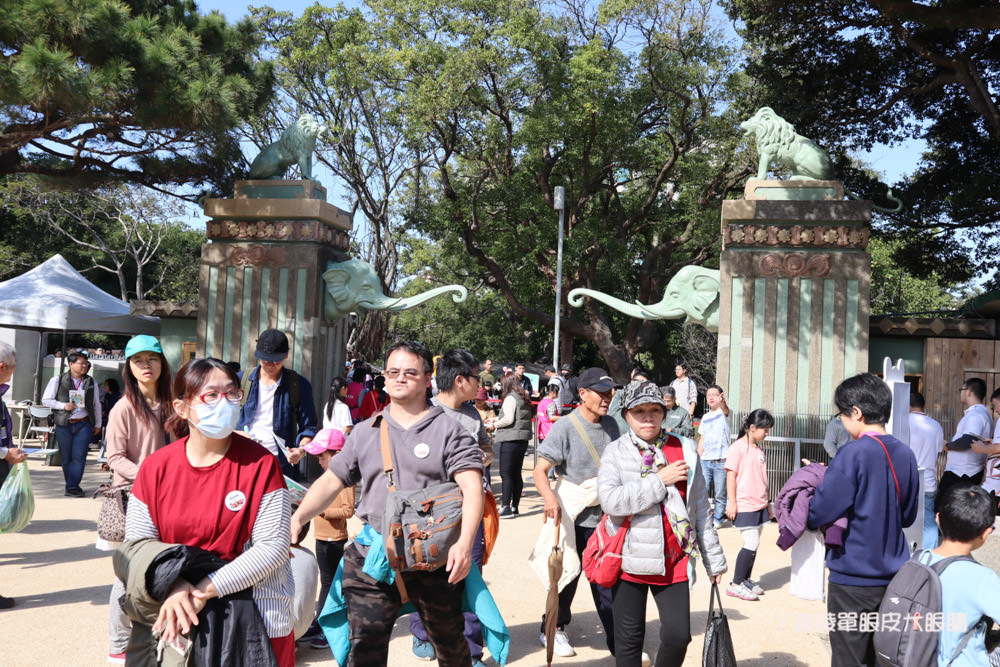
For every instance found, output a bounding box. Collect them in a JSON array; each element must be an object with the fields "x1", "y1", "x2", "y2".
[
  {"x1": 539, "y1": 523, "x2": 616, "y2": 654},
  {"x1": 314, "y1": 539, "x2": 346, "y2": 618},
  {"x1": 827, "y1": 581, "x2": 886, "y2": 667},
  {"x1": 341, "y1": 543, "x2": 469, "y2": 667},
  {"x1": 937, "y1": 470, "x2": 984, "y2": 509},
  {"x1": 612, "y1": 578, "x2": 690, "y2": 667},
  {"x1": 497, "y1": 439, "x2": 528, "y2": 509}
]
